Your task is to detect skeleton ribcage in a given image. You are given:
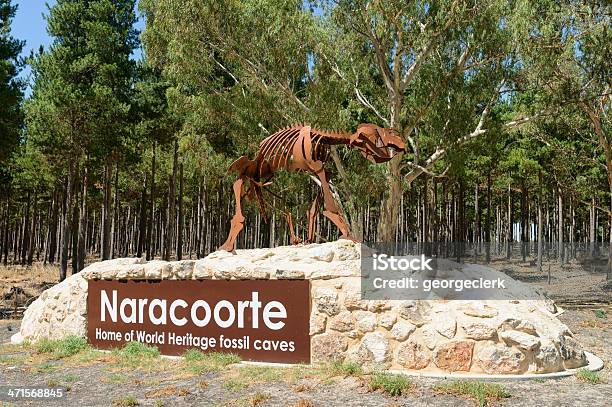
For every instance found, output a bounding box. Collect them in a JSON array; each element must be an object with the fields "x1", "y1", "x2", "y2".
[{"x1": 257, "y1": 126, "x2": 330, "y2": 171}]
